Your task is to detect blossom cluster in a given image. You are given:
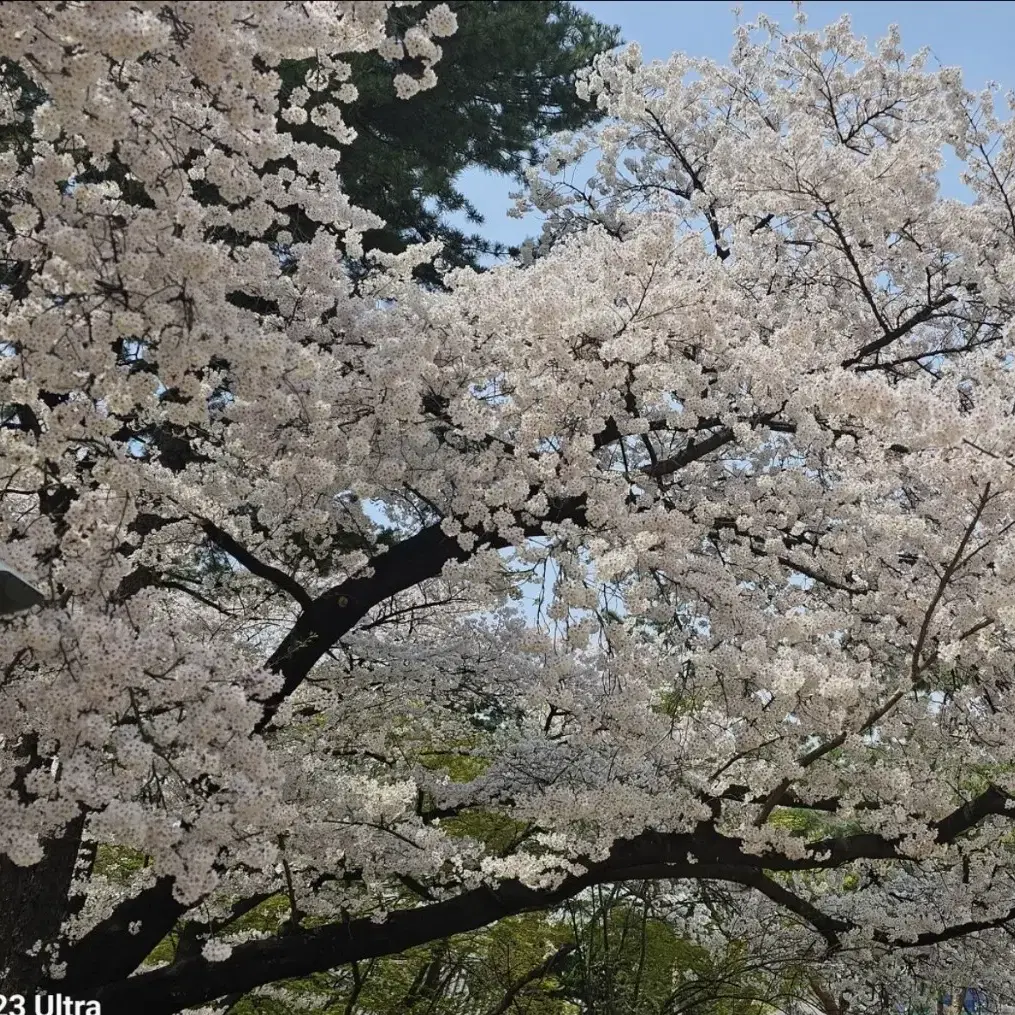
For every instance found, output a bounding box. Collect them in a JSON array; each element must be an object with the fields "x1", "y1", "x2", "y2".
[{"x1": 3, "y1": 4, "x2": 1015, "y2": 1008}]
